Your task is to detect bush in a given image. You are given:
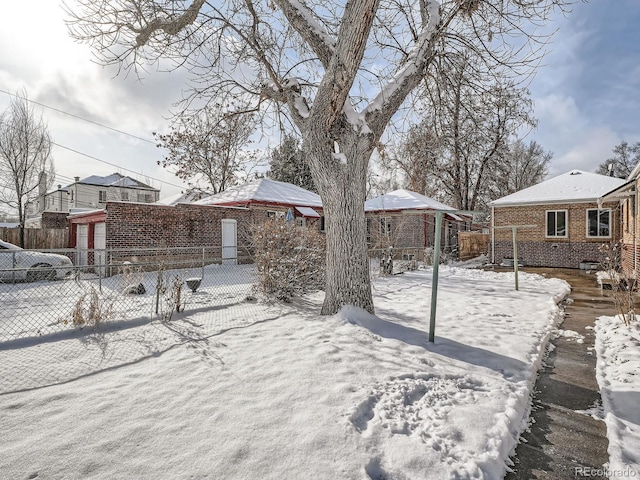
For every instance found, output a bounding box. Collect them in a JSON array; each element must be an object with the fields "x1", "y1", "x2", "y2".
[
  {"x1": 64, "y1": 284, "x2": 115, "y2": 330},
  {"x1": 599, "y1": 242, "x2": 637, "y2": 326},
  {"x1": 250, "y1": 219, "x2": 326, "y2": 301}
]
